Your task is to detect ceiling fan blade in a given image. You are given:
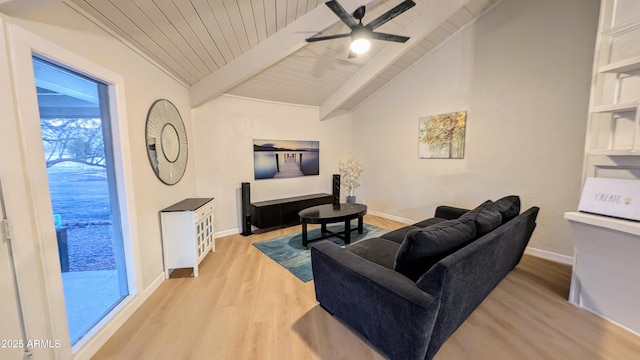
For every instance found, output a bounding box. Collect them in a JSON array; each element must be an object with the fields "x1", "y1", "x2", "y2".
[
  {"x1": 370, "y1": 32, "x2": 410, "y2": 43},
  {"x1": 306, "y1": 33, "x2": 351, "y2": 42},
  {"x1": 325, "y1": 0, "x2": 358, "y2": 29},
  {"x1": 365, "y1": 0, "x2": 416, "y2": 30}
]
